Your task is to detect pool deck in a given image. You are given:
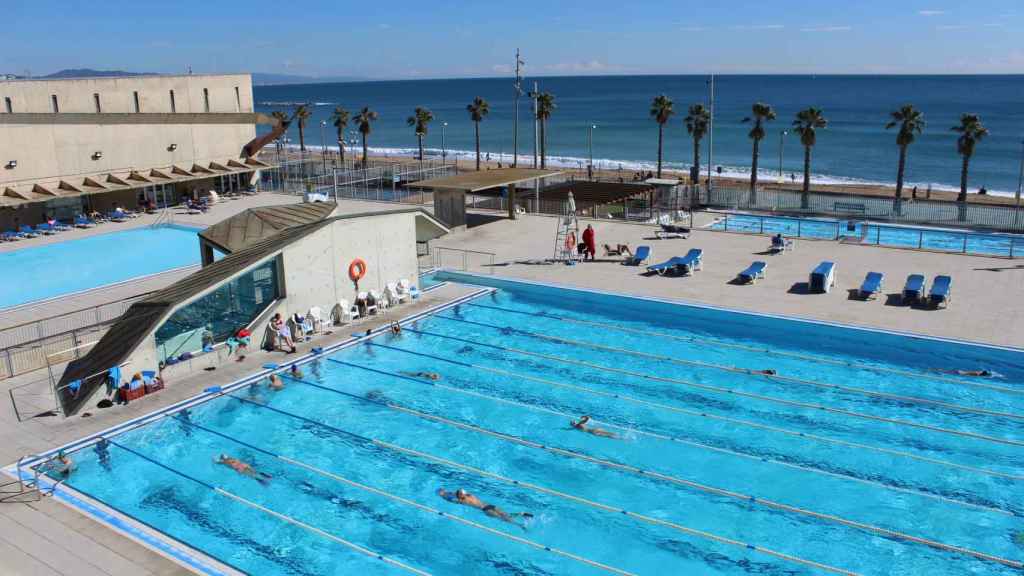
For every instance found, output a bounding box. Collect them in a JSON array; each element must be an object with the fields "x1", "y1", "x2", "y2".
[
  {"x1": 0, "y1": 281, "x2": 475, "y2": 575},
  {"x1": 1, "y1": 199, "x2": 1022, "y2": 575}
]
